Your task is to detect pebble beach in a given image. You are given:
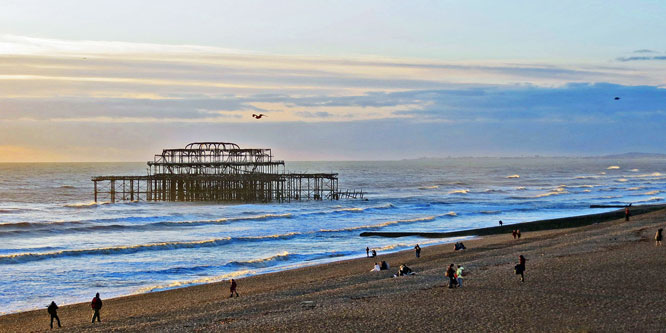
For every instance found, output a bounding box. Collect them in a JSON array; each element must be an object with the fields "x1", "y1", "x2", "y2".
[{"x1": 2, "y1": 205, "x2": 665, "y2": 332}]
